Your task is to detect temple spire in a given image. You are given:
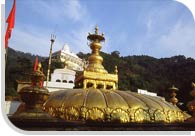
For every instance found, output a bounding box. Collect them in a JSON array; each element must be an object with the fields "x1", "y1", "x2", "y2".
[
  {"x1": 86, "y1": 26, "x2": 107, "y2": 73},
  {"x1": 75, "y1": 26, "x2": 118, "y2": 90},
  {"x1": 95, "y1": 25, "x2": 99, "y2": 34}
]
